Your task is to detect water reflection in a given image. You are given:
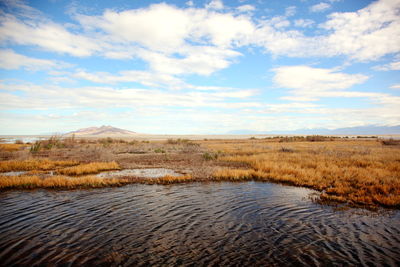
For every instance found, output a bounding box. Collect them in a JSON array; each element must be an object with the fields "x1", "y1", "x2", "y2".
[
  {"x1": 0, "y1": 182, "x2": 399, "y2": 266},
  {"x1": 97, "y1": 168, "x2": 184, "y2": 178}
]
